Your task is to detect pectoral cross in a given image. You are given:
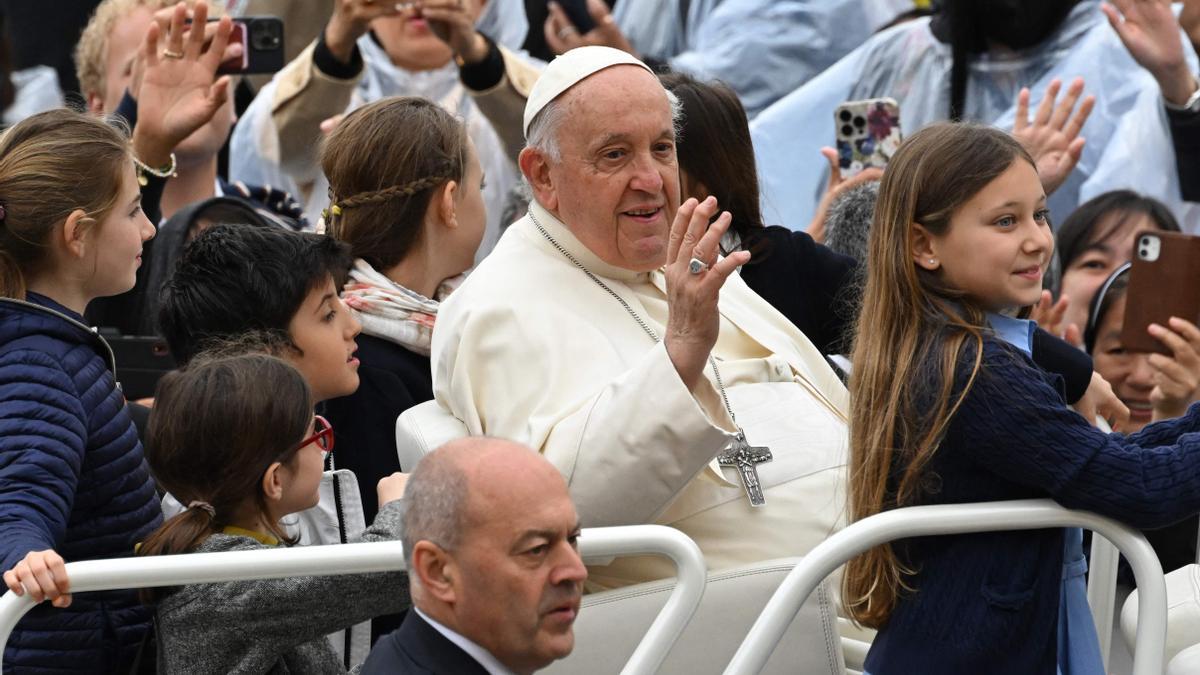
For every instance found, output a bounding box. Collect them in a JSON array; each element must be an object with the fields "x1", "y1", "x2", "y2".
[{"x1": 718, "y1": 430, "x2": 773, "y2": 508}]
